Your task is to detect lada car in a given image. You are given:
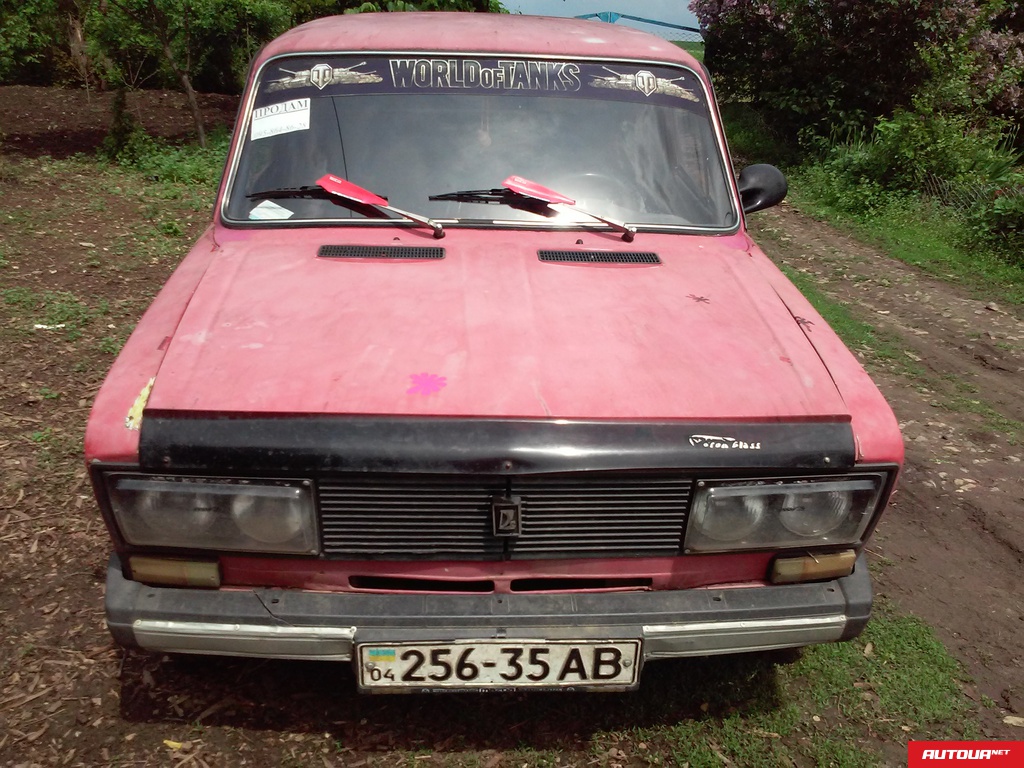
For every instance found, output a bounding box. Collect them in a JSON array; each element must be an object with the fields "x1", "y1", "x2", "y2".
[{"x1": 85, "y1": 12, "x2": 904, "y2": 692}]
